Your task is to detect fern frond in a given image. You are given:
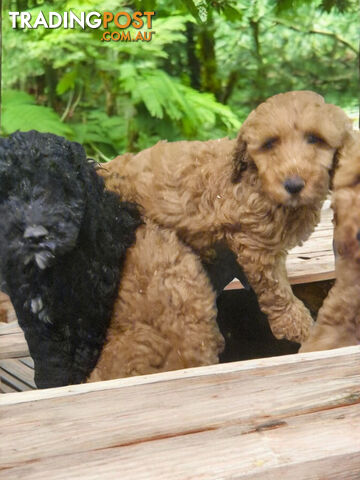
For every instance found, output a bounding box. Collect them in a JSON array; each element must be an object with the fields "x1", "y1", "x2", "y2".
[{"x1": 2, "y1": 90, "x2": 72, "y2": 136}]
